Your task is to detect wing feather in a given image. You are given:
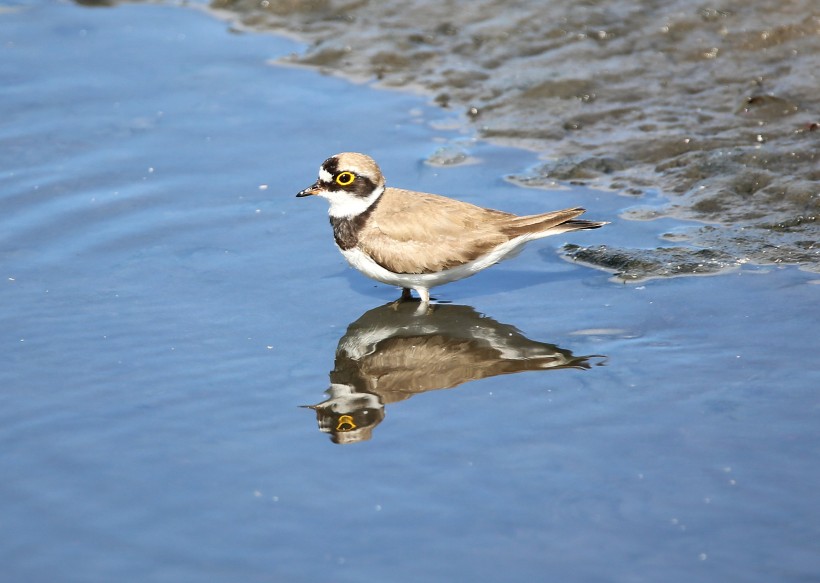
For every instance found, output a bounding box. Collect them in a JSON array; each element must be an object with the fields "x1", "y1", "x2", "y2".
[
  {"x1": 358, "y1": 189, "x2": 602, "y2": 274},
  {"x1": 360, "y1": 188, "x2": 511, "y2": 274}
]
